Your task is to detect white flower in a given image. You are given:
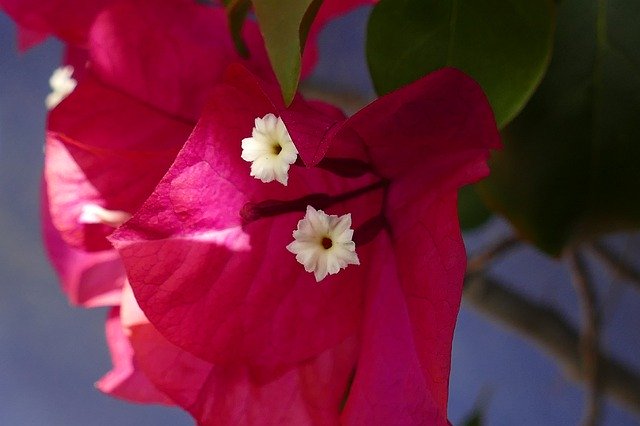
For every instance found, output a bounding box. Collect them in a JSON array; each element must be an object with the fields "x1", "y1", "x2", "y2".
[
  {"x1": 286, "y1": 206, "x2": 360, "y2": 282},
  {"x1": 241, "y1": 113, "x2": 298, "y2": 185},
  {"x1": 45, "y1": 65, "x2": 77, "y2": 109},
  {"x1": 78, "y1": 204, "x2": 131, "y2": 228}
]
